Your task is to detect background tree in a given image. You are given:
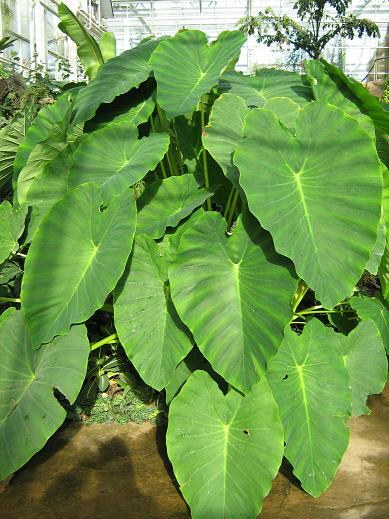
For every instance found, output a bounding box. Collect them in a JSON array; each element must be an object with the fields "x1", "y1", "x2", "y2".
[{"x1": 239, "y1": 1, "x2": 380, "y2": 60}]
